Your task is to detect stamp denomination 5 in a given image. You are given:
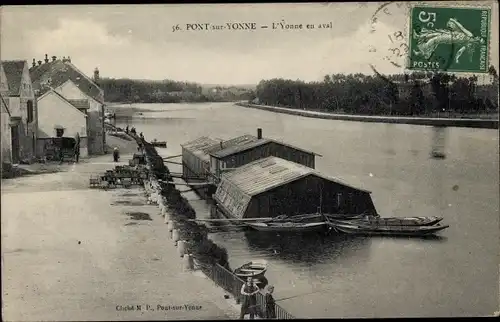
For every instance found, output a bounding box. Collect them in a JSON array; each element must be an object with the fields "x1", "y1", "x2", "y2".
[{"x1": 409, "y1": 6, "x2": 491, "y2": 73}]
